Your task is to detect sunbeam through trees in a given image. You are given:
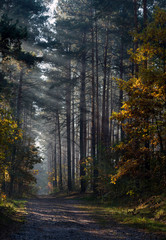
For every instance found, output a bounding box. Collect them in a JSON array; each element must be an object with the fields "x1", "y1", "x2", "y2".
[{"x1": 0, "y1": 2, "x2": 166, "y2": 235}]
